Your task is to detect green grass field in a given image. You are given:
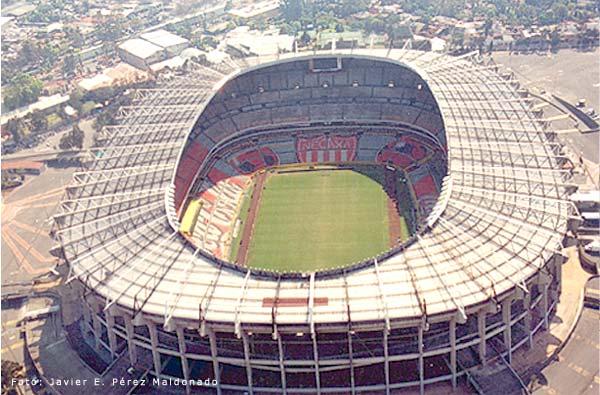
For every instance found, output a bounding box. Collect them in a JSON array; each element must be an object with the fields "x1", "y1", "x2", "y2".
[{"x1": 245, "y1": 169, "x2": 390, "y2": 272}]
